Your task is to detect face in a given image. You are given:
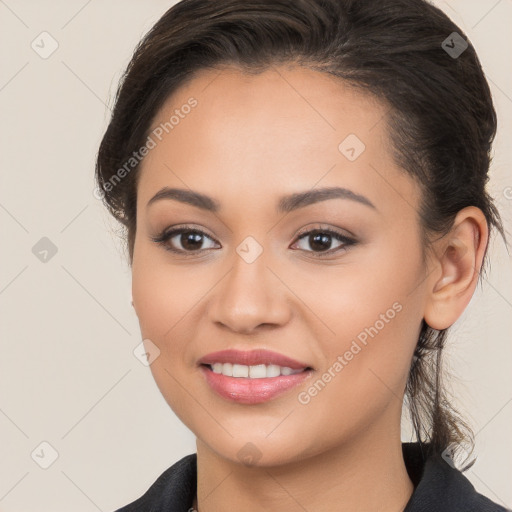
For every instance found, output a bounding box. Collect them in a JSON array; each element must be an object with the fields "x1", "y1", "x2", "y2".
[{"x1": 131, "y1": 65, "x2": 429, "y2": 466}]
